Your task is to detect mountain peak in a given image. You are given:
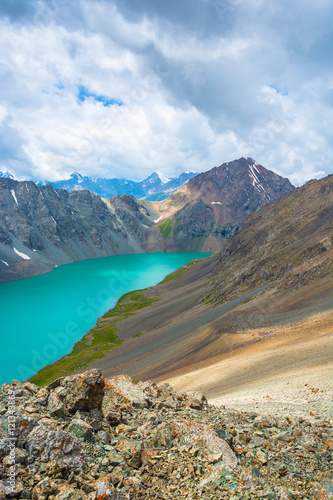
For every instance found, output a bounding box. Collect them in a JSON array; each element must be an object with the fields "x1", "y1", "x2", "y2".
[
  {"x1": 70, "y1": 172, "x2": 83, "y2": 180},
  {"x1": 0, "y1": 171, "x2": 15, "y2": 180}
]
